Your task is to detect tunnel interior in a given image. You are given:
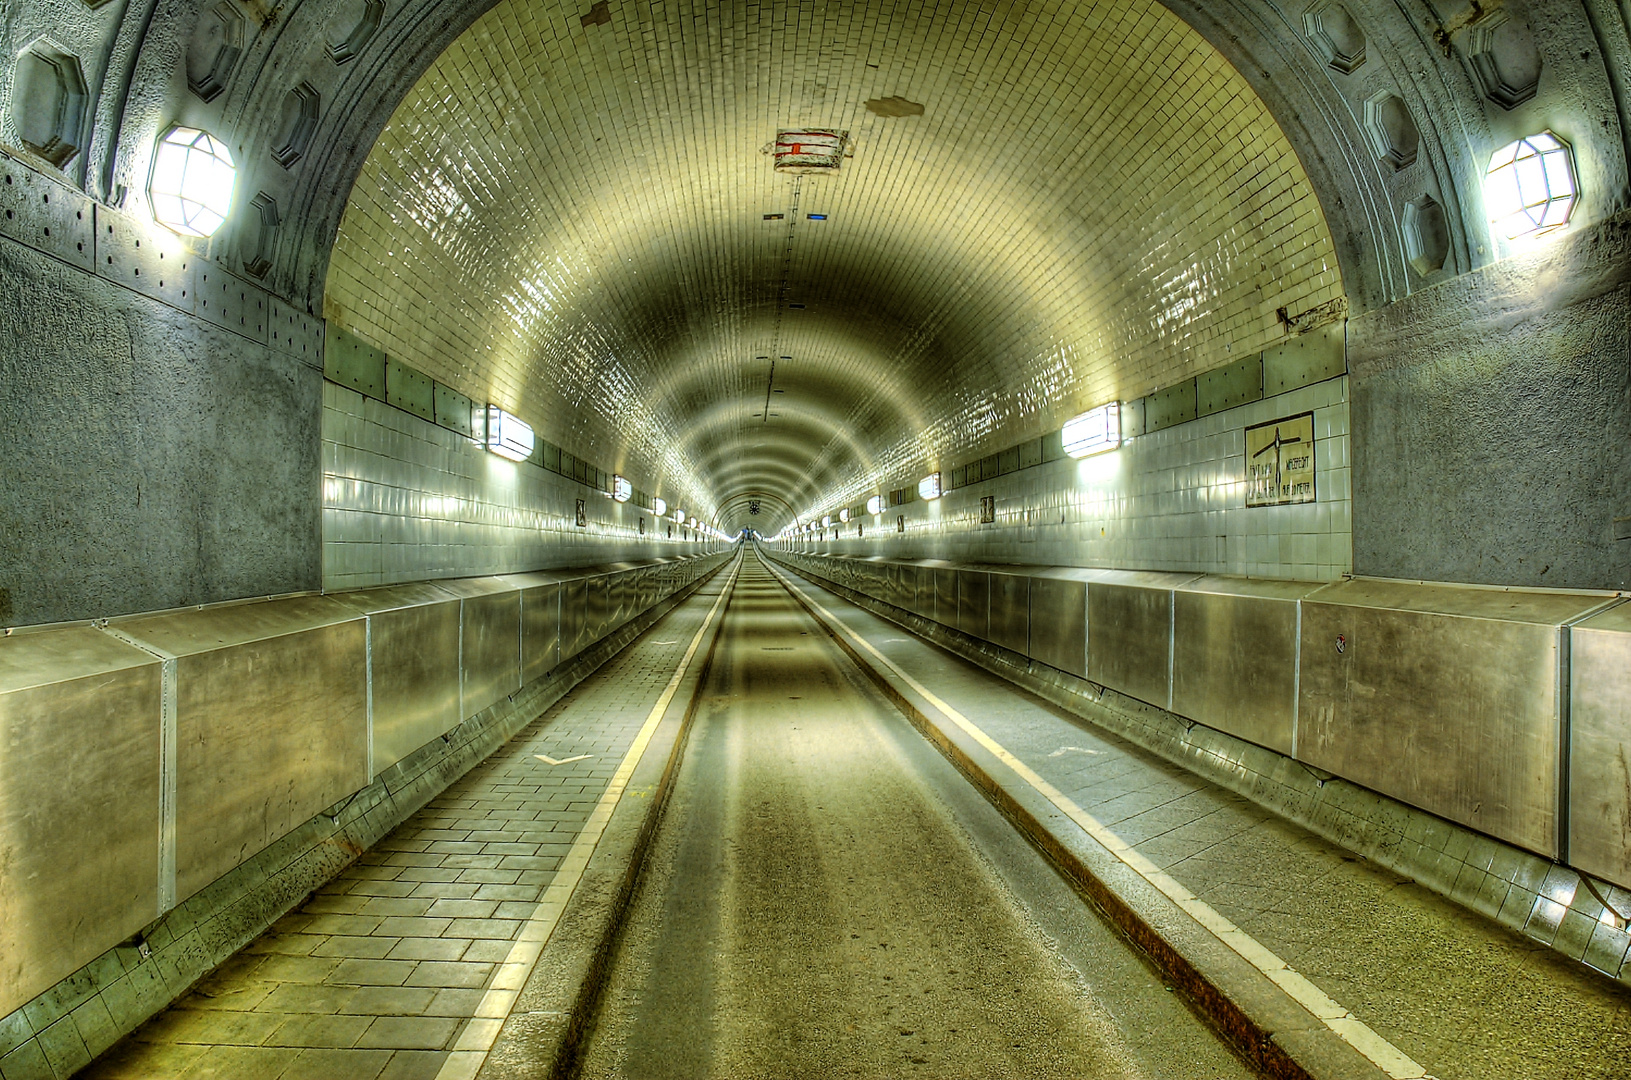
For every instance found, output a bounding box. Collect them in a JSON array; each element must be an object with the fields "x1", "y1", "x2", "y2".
[{"x1": 3, "y1": 0, "x2": 1631, "y2": 1075}]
